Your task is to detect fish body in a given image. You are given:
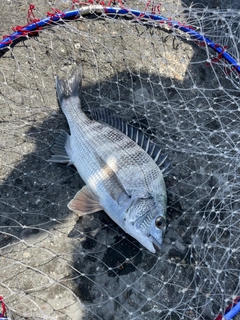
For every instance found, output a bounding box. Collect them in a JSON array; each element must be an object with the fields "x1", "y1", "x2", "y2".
[{"x1": 49, "y1": 65, "x2": 168, "y2": 253}]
